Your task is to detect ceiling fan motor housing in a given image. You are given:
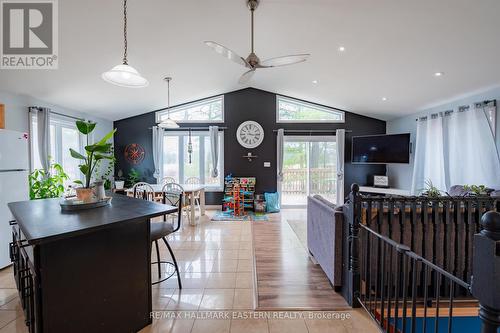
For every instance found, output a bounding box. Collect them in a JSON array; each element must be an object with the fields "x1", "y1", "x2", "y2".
[{"x1": 246, "y1": 52, "x2": 260, "y2": 67}]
